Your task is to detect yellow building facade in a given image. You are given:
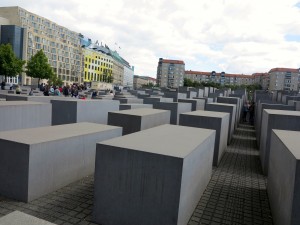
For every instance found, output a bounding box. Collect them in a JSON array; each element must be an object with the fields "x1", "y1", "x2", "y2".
[{"x1": 83, "y1": 48, "x2": 113, "y2": 83}]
